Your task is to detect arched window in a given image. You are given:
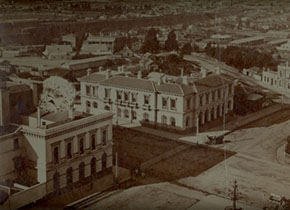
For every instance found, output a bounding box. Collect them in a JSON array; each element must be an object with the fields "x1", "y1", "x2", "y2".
[
  {"x1": 79, "y1": 138, "x2": 84, "y2": 154},
  {"x1": 67, "y1": 142, "x2": 72, "y2": 159},
  {"x1": 102, "y1": 153, "x2": 107, "y2": 171},
  {"x1": 79, "y1": 162, "x2": 85, "y2": 181},
  {"x1": 91, "y1": 134, "x2": 96, "y2": 150},
  {"x1": 117, "y1": 108, "x2": 121, "y2": 117},
  {"x1": 66, "y1": 167, "x2": 73, "y2": 186},
  {"x1": 124, "y1": 109, "x2": 129, "y2": 118},
  {"x1": 54, "y1": 147, "x2": 59, "y2": 164},
  {"x1": 143, "y1": 113, "x2": 149, "y2": 122},
  {"x1": 90, "y1": 157, "x2": 96, "y2": 176},
  {"x1": 53, "y1": 172, "x2": 60, "y2": 191},
  {"x1": 161, "y1": 115, "x2": 167, "y2": 124},
  {"x1": 93, "y1": 102, "x2": 98, "y2": 108},
  {"x1": 104, "y1": 105, "x2": 110, "y2": 111},
  {"x1": 86, "y1": 101, "x2": 91, "y2": 107},
  {"x1": 170, "y1": 117, "x2": 176, "y2": 127}
]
